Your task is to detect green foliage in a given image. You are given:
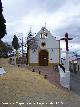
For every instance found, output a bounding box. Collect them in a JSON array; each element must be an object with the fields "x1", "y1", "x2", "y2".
[
  {"x1": 5, "y1": 43, "x2": 13, "y2": 53},
  {"x1": 0, "y1": 40, "x2": 13, "y2": 57},
  {"x1": 12, "y1": 35, "x2": 19, "y2": 51},
  {"x1": 0, "y1": 0, "x2": 7, "y2": 39}
]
